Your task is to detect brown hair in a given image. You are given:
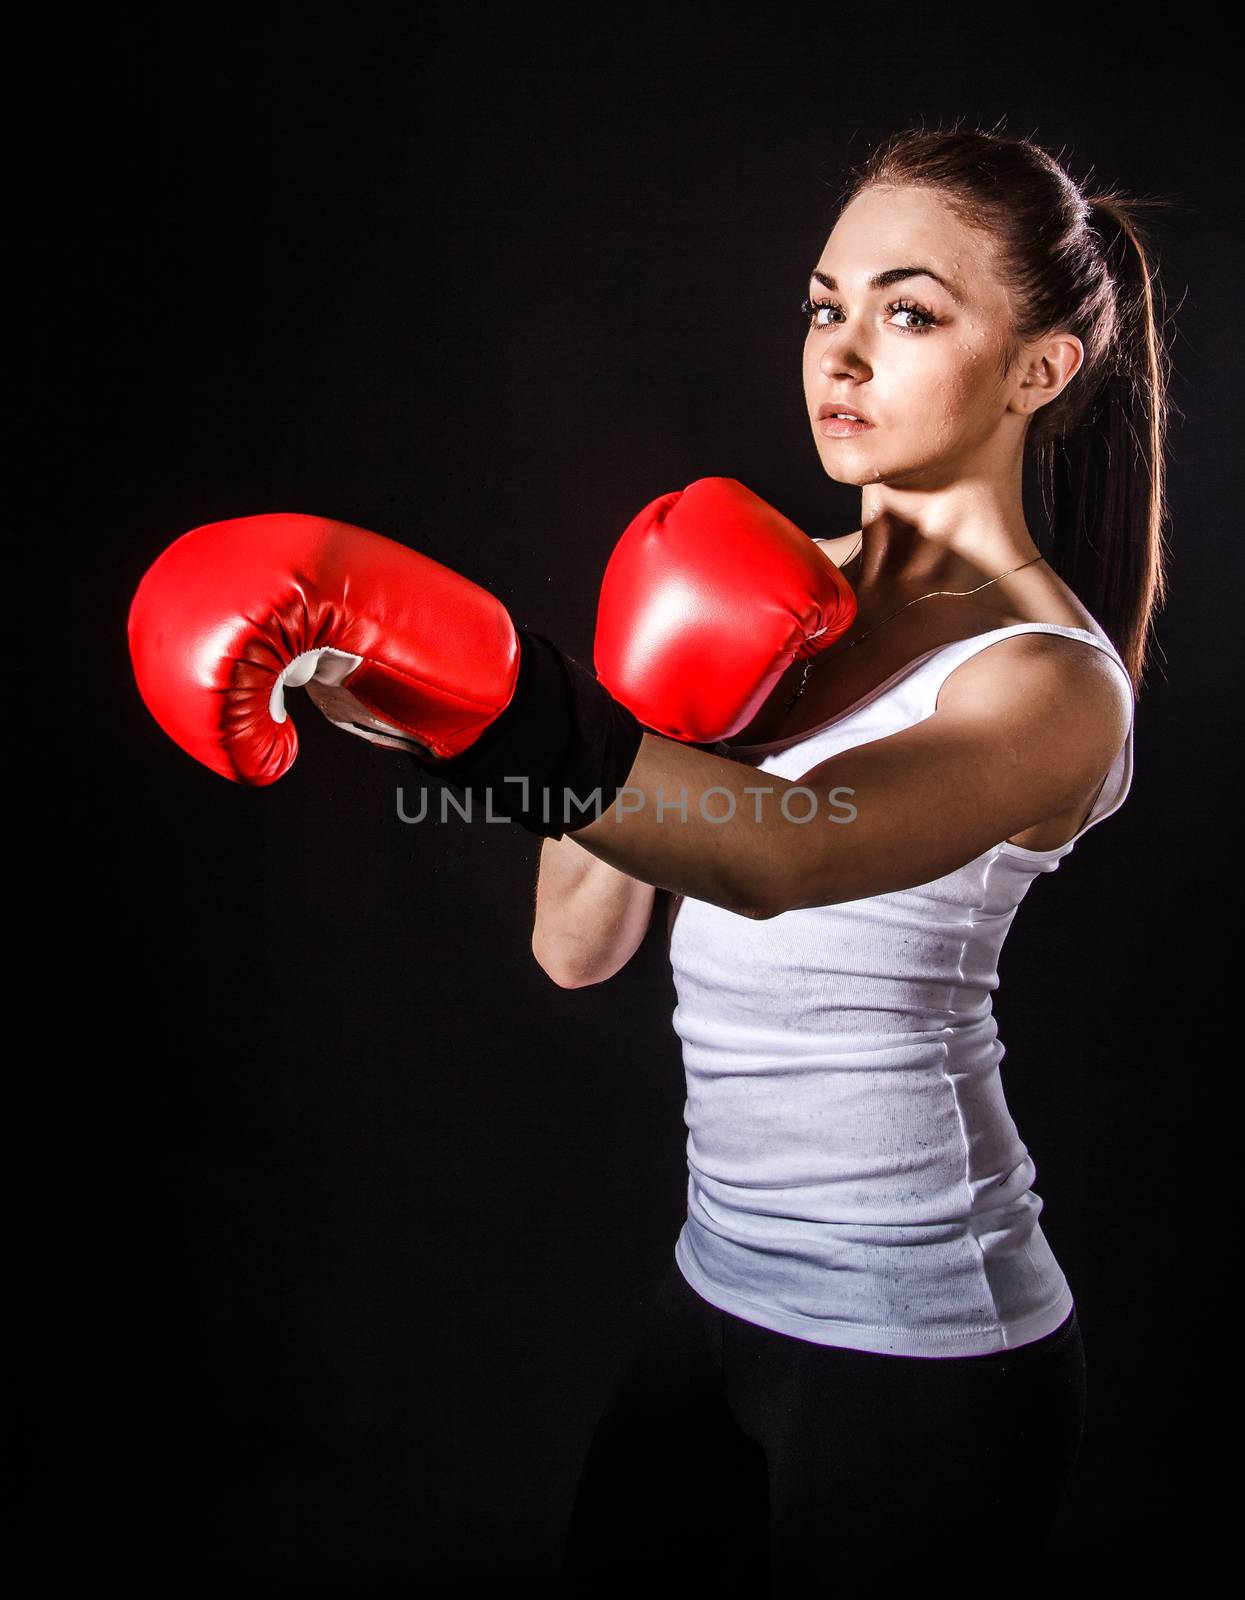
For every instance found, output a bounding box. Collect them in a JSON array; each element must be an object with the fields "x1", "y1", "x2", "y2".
[{"x1": 830, "y1": 125, "x2": 1181, "y2": 695}]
